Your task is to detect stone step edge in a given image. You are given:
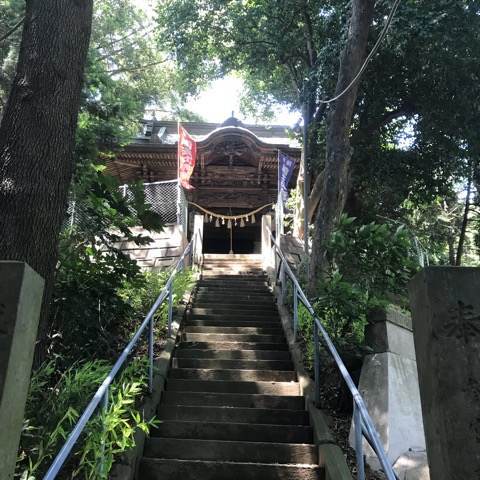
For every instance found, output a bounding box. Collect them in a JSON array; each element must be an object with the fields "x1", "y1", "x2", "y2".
[
  {"x1": 140, "y1": 457, "x2": 320, "y2": 469},
  {"x1": 162, "y1": 391, "x2": 303, "y2": 399}
]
